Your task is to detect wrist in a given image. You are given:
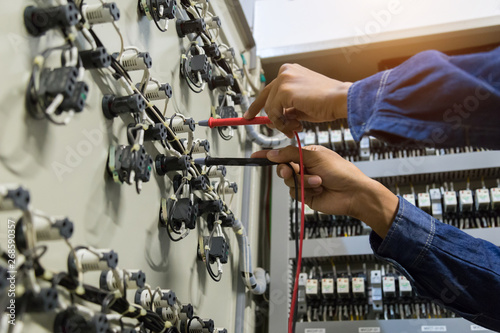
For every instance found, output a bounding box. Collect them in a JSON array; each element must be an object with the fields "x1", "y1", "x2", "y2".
[
  {"x1": 351, "y1": 179, "x2": 398, "y2": 238},
  {"x1": 332, "y1": 81, "x2": 352, "y2": 120}
]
